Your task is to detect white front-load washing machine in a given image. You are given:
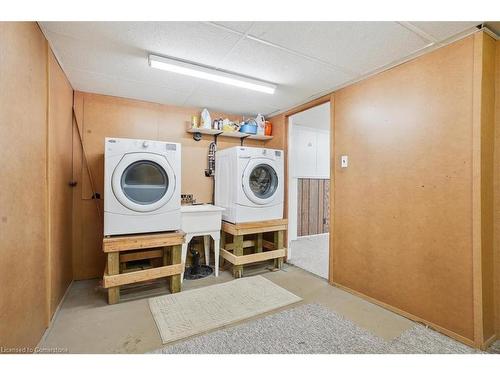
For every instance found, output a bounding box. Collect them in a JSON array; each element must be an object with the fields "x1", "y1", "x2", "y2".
[
  {"x1": 215, "y1": 146, "x2": 284, "y2": 223},
  {"x1": 104, "y1": 137, "x2": 181, "y2": 236}
]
